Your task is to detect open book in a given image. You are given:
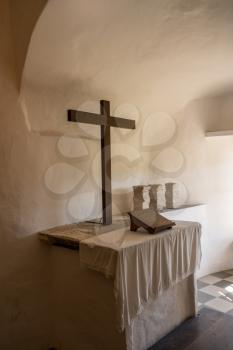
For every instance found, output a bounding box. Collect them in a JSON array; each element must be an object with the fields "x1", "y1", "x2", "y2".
[{"x1": 128, "y1": 208, "x2": 175, "y2": 234}]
